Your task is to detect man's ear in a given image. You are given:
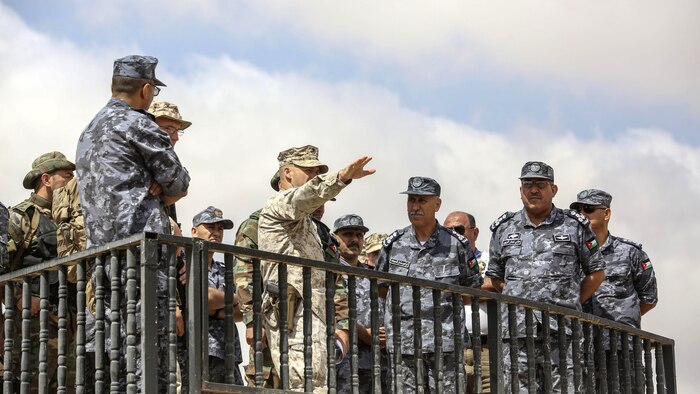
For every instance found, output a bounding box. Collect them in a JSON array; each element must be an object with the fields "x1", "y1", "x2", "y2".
[
  {"x1": 191, "y1": 227, "x2": 197, "y2": 237},
  {"x1": 435, "y1": 197, "x2": 442, "y2": 212},
  {"x1": 551, "y1": 184, "x2": 559, "y2": 197}
]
